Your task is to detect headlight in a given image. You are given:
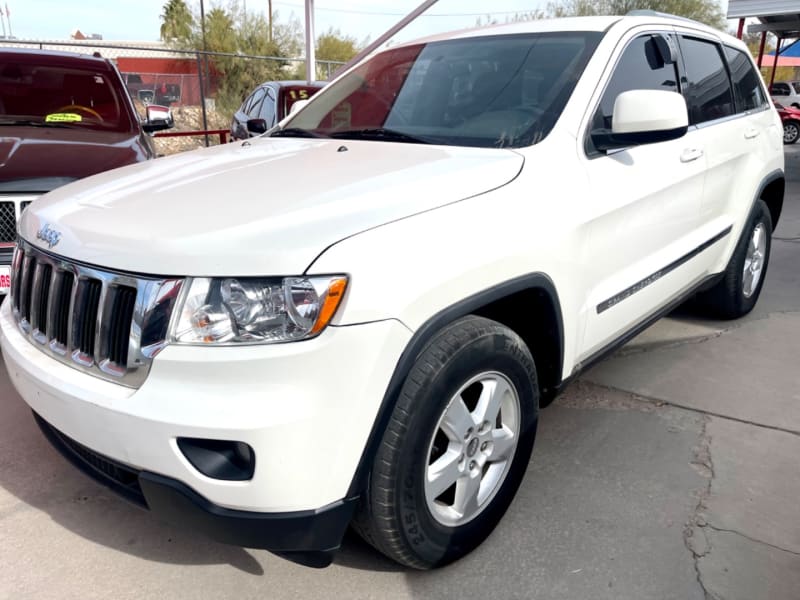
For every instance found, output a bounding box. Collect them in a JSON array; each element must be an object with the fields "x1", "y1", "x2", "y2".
[{"x1": 171, "y1": 275, "x2": 347, "y2": 345}]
